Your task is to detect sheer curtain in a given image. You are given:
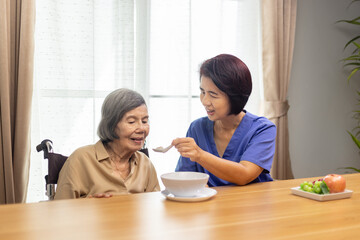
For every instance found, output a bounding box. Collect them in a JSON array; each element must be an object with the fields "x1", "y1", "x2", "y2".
[{"x1": 27, "y1": 0, "x2": 263, "y2": 202}]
